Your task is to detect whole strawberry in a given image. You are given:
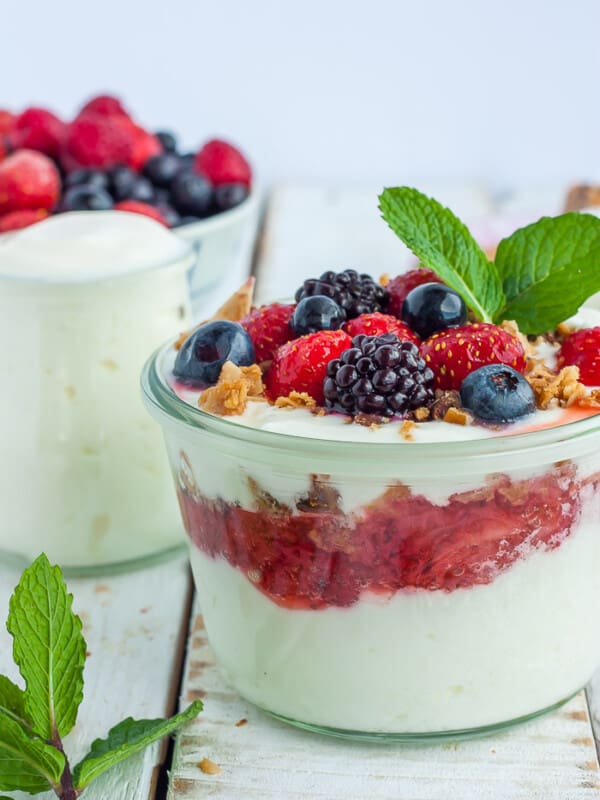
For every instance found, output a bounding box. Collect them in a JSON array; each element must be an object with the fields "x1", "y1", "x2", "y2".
[
  {"x1": 0, "y1": 150, "x2": 61, "y2": 214},
  {"x1": 195, "y1": 139, "x2": 252, "y2": 187},
  {"x1": 126, "y1": 123, "x2": 163, "y2": 170},
  {"x1": 421, "y1": 322, "x2": 526, "y2": 391},
  {"x1": 265, "y1": 329, "x2": 352, "y2": 404},
  {"x1": 0, "y1": 110, "x2": 15, "y2": 138},
  {"x1": 0, "y1": 208, "x2": 49, "y2": 233},
  {"x1": 11, "y1": 107, "x2": 66, "y2": 159},
  {"x1": 241, "y1": 303, "x2": 295, "y2": 362},
  {"x1": 344, "y1": 312, "x2": 419, "y2": 344},
  {"x1": 79, "y1": 94, "x2": 130, "y2": 118},
  {"x1": 387, "y1": 267, "x2": 442, "y2": 317},
  {"x1": 557, "y1": 328, "x2": 600, "y2": 386},
  {"x1": 61, "y1": 113, "x2": 134, "y2": 172}
]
